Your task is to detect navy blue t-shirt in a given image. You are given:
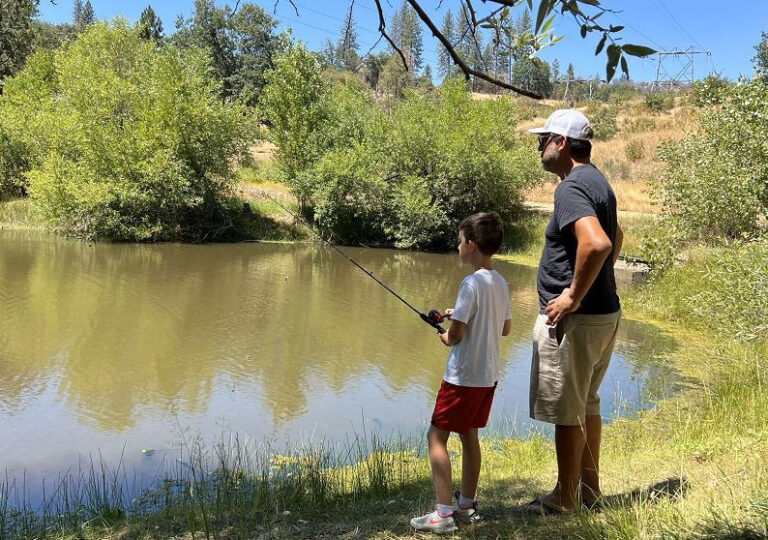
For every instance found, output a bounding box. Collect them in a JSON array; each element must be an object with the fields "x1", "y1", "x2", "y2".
[{"x1": 537, "y1": 164, "x2": 620, "y2": 315}]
